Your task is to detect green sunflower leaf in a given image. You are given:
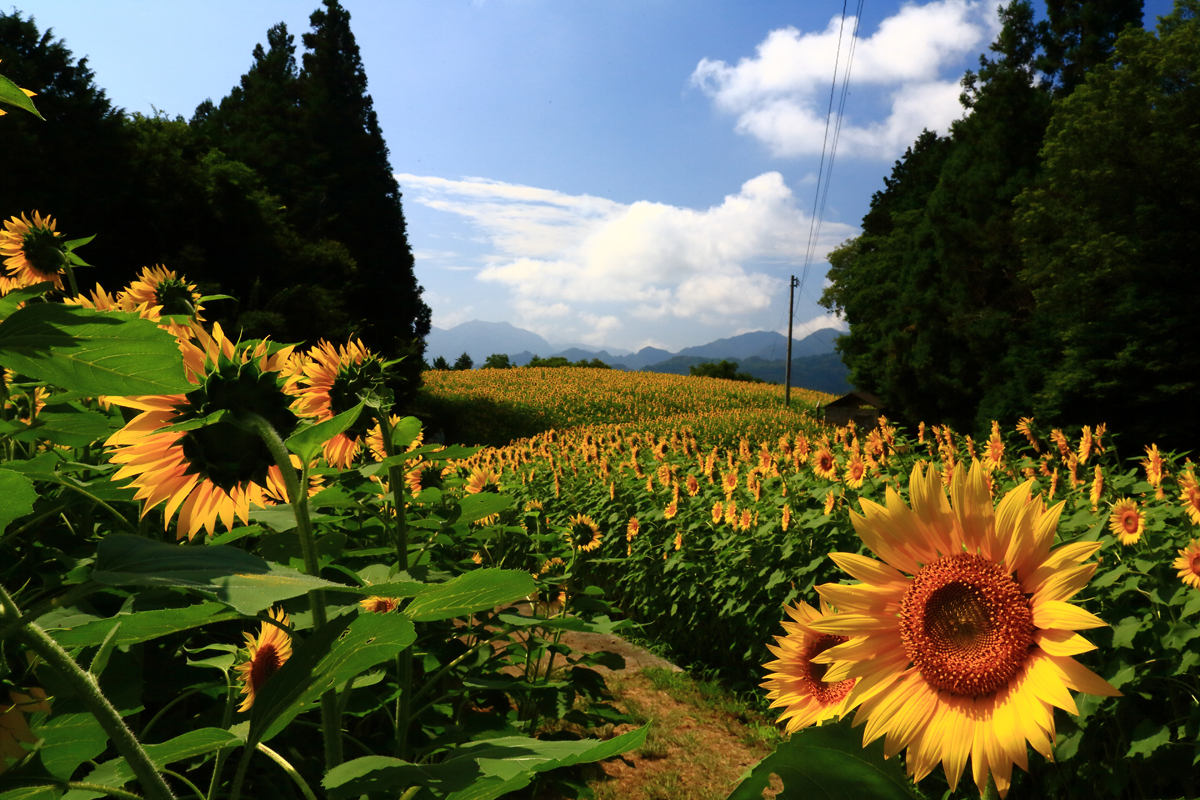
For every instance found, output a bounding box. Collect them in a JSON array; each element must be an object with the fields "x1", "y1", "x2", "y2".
[
  {"x1": 249, "y1": 611, "x2": 415, "y2": 745},
  {"x1": 403, "y1": 568, "x2": 535, "y2": 622},
  {"x1": 728, "y1": 717, "x2": 924, "y2": 800},
  {"x1": 456, "y1": 493, "x2": 513, "y2": 525},
  {"x1": 322, "y1": 726, "x2": 648, "y2": 799},
  {"x1": 0, "y1": 281, "x2": 54, "y2": 321},
  {"x1": 286, "y1": 401, "x2": 366, "y2": 463},
  {"x1": 71, "y1": 728, "x2": 240, "y2": 798},
  {"x1": 0, "y1": 73, "x2": 43, "y2": 119},
  {"x1": 0, "y1": 305, "x2": 192, "y2": 395},
  {"x1": 92, "y1": 534, "x2": 346, "y2": 615},
  {"x1": 0, "y1": 468, "x2": 37, "y2": 535},
  {"x1": 13, "y1": 409, "x2": 116, "y2": 448}
]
